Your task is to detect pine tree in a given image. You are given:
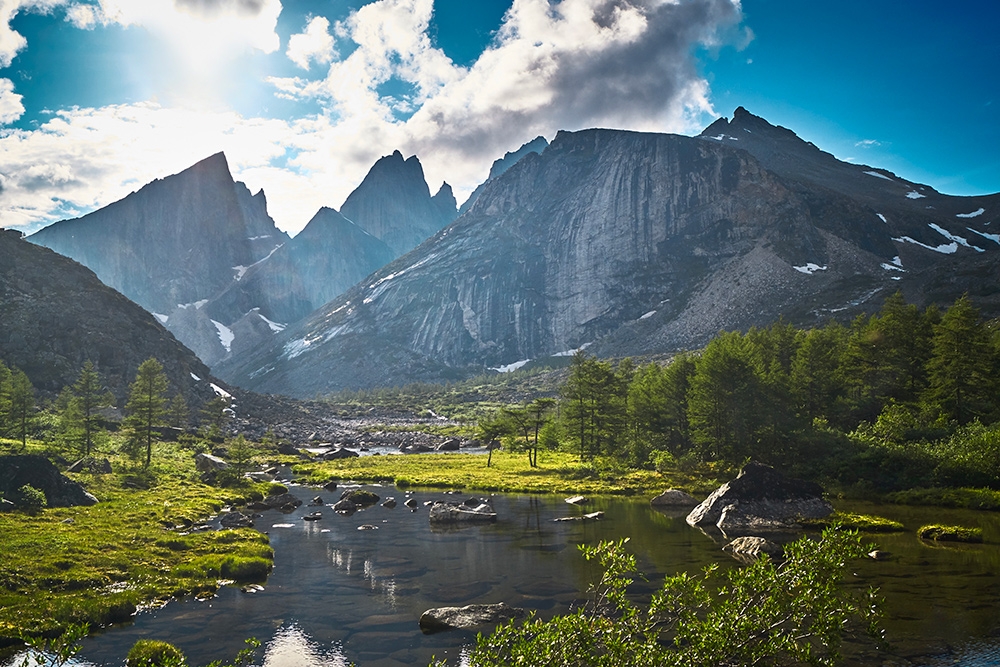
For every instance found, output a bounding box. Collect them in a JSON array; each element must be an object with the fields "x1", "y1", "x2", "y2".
[
  {"x1": 124, "y1": 358, "x2": 169, "y2": 468},
  {"x1": 64, "y1": 361, "x2": 115, "y2": 456},
  {"x1": 6, "y1": 368, "x2": 35, "y2": 449}
]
